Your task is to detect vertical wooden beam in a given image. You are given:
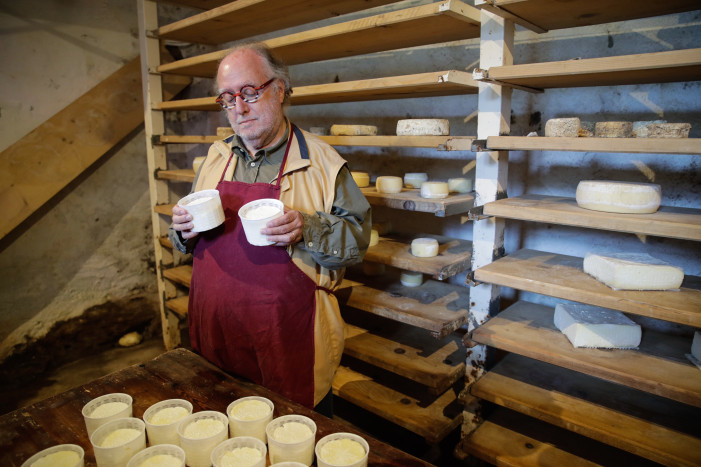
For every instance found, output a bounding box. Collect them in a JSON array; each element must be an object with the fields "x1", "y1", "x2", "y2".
[
  {"x1": 463, "y1": 9, "x2": 514, "y2": 436},
  {"x1": 138, "y1": 0, "x2": 181, "y2": 350}
]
